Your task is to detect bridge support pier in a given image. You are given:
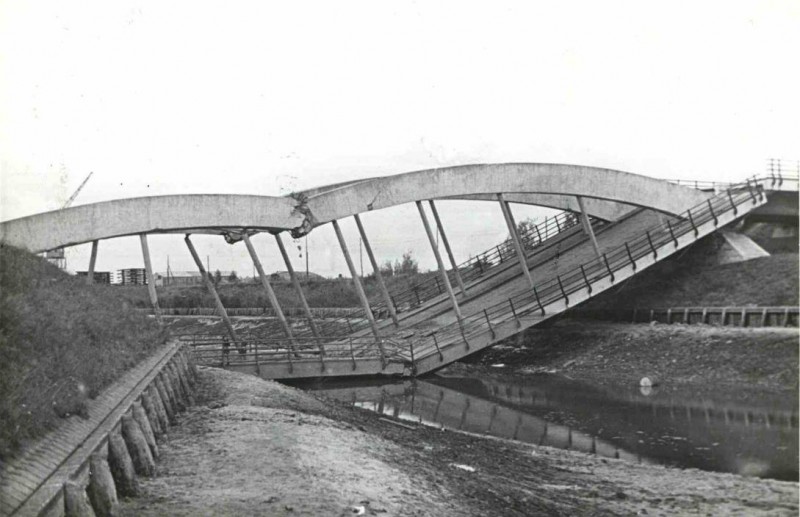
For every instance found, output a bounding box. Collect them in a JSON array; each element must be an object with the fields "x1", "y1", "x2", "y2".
[
  {"x1": 87, "y1": 239, "x2": 99, "y2": 285},
  {"x1": 274, "y1": 233, "x2": 321, "y2": 338},
  {"x1": 429, "y1": 200, "x2": 467, "y2": 296},
  {"x1": 243, "y1": 234, "x2": 306, "y2": 352},
  {"x1": 331, "y1": 220, "x2": 386, "y2": 364},
  {"x1": 576, "y1": 196, "x2": 602, "y2": 260},
  {"x1": 184, "y1": 234, "x2": 239, "y2": 344},
  {"x1": 416, "y1": 201, "x2": 466, "y2": 334},
  {"x1": 139, "y1": 234, "x2": 162, "y2": 324},
  {"x1": 353, "y1": 214, "x2": 399, "y2": 326},
  {"x1": 498, "y1": 194, "x2": 534, "y2": 289}
]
